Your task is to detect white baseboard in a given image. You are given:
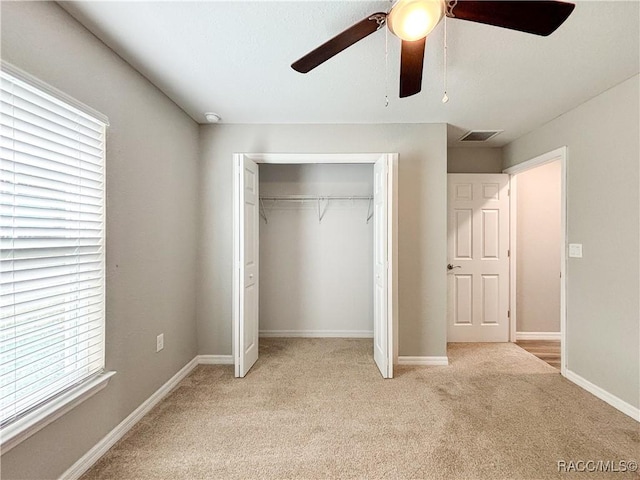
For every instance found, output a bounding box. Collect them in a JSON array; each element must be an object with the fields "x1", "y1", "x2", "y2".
[
  {"x1": 398, "y1": 356, "x2": 449, "y2": 366},
  {"x1": 60, "y1": 357, "x2": 199, "y2": 480},
  {"x1": 259, "y1": 330, "x2": 373, "y2": 338},
  {"x1": 516, "y1": 331, "x2": 561, "y2": 341},
  {"x1": 198, "y1": 354, "x2": 234, "y2": 365},
  {"x1": 564, "y1": 369, "x2": 639, "y2": 422}
]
